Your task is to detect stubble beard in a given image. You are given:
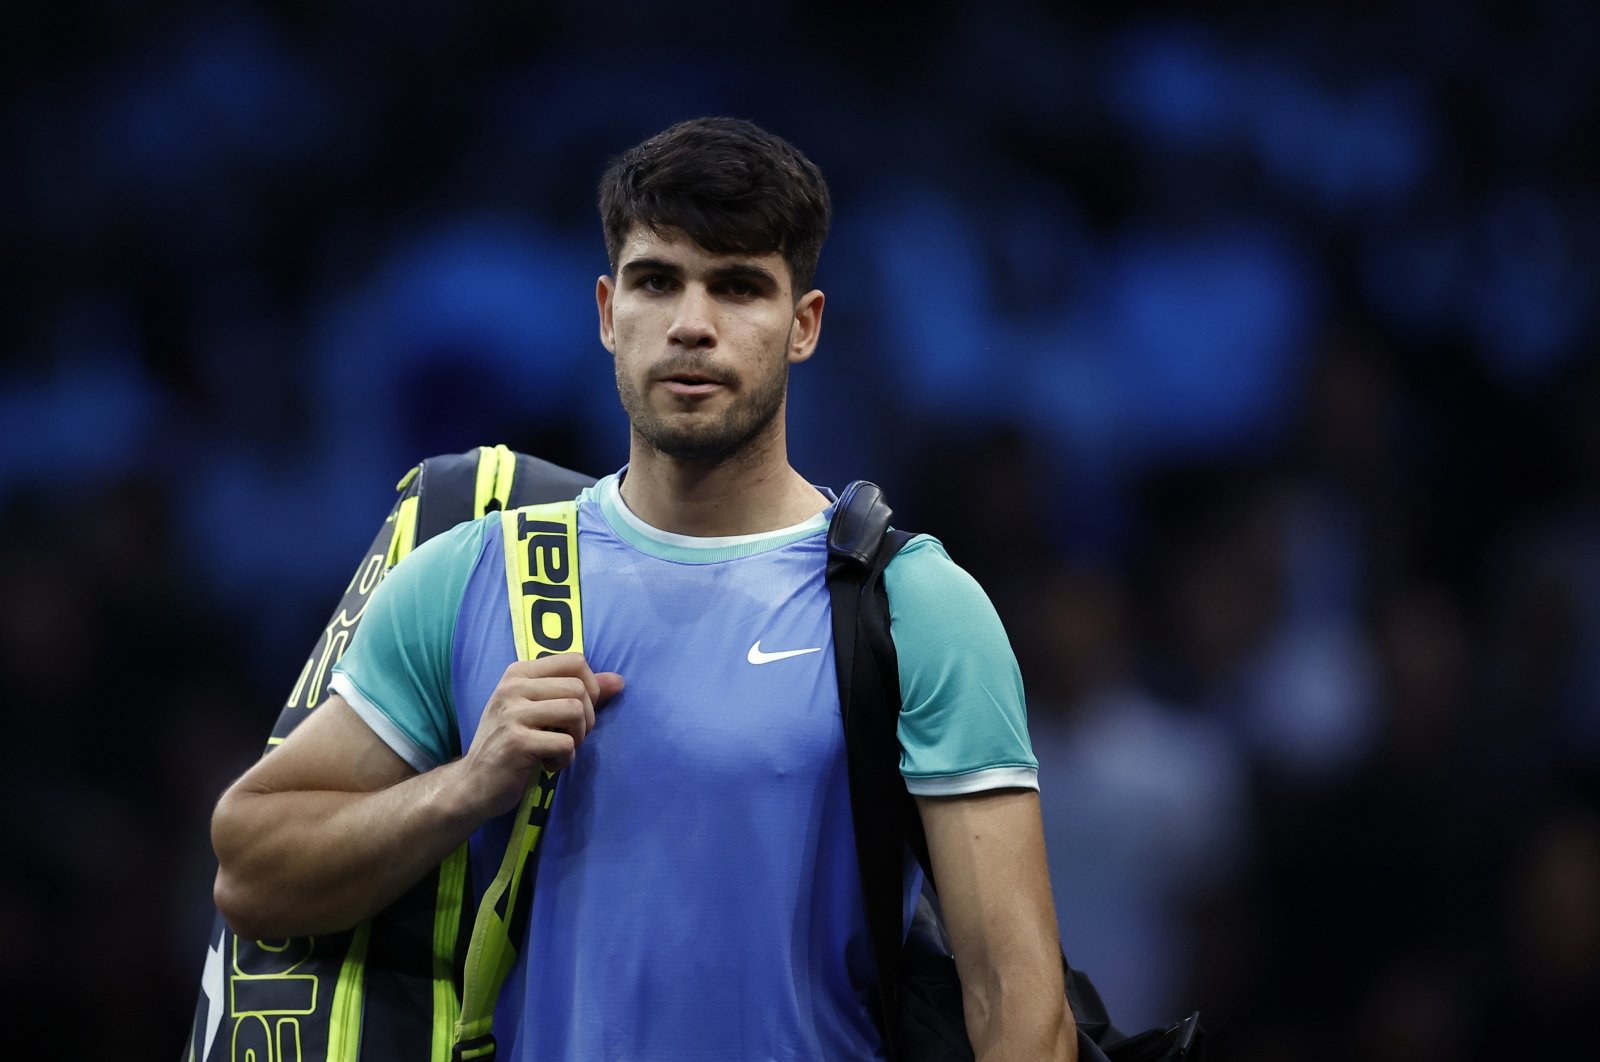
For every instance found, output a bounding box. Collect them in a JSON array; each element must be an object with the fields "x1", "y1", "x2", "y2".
[{"x1": 616, "y1": 357, "x2": 790, "y2": 465}]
